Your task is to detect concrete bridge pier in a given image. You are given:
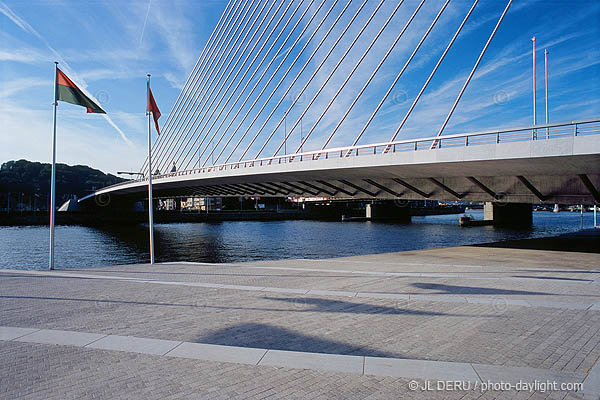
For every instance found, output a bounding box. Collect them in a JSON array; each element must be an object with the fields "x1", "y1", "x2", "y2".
[
  {"x1": 366, "y1": 201, "x2": 411, "y2": 223},
  {"x1": 484, "y1": 202, "x2": 532, "y2": 227}
]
